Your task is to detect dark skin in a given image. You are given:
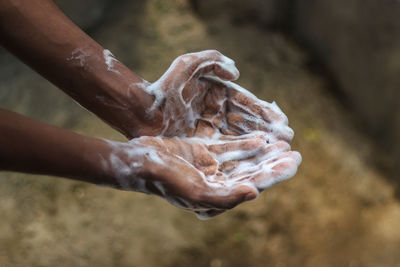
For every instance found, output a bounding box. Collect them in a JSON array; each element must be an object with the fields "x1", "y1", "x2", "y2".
[
  {"x1": 0, "y1": 0, "x2": 293, "y2": 140},
  {"x1": 0, "y1": 108, "x2": 301, "y2": 216},
  {"x1": 0, "y1": 108, "x2": 112, "y2": 184},
  {"x1": 0, "y1": 0, "x2": 300, "y2": 216},
  {"x1": 0, "y1": 0, "x2": 152, "y2": 137}
]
